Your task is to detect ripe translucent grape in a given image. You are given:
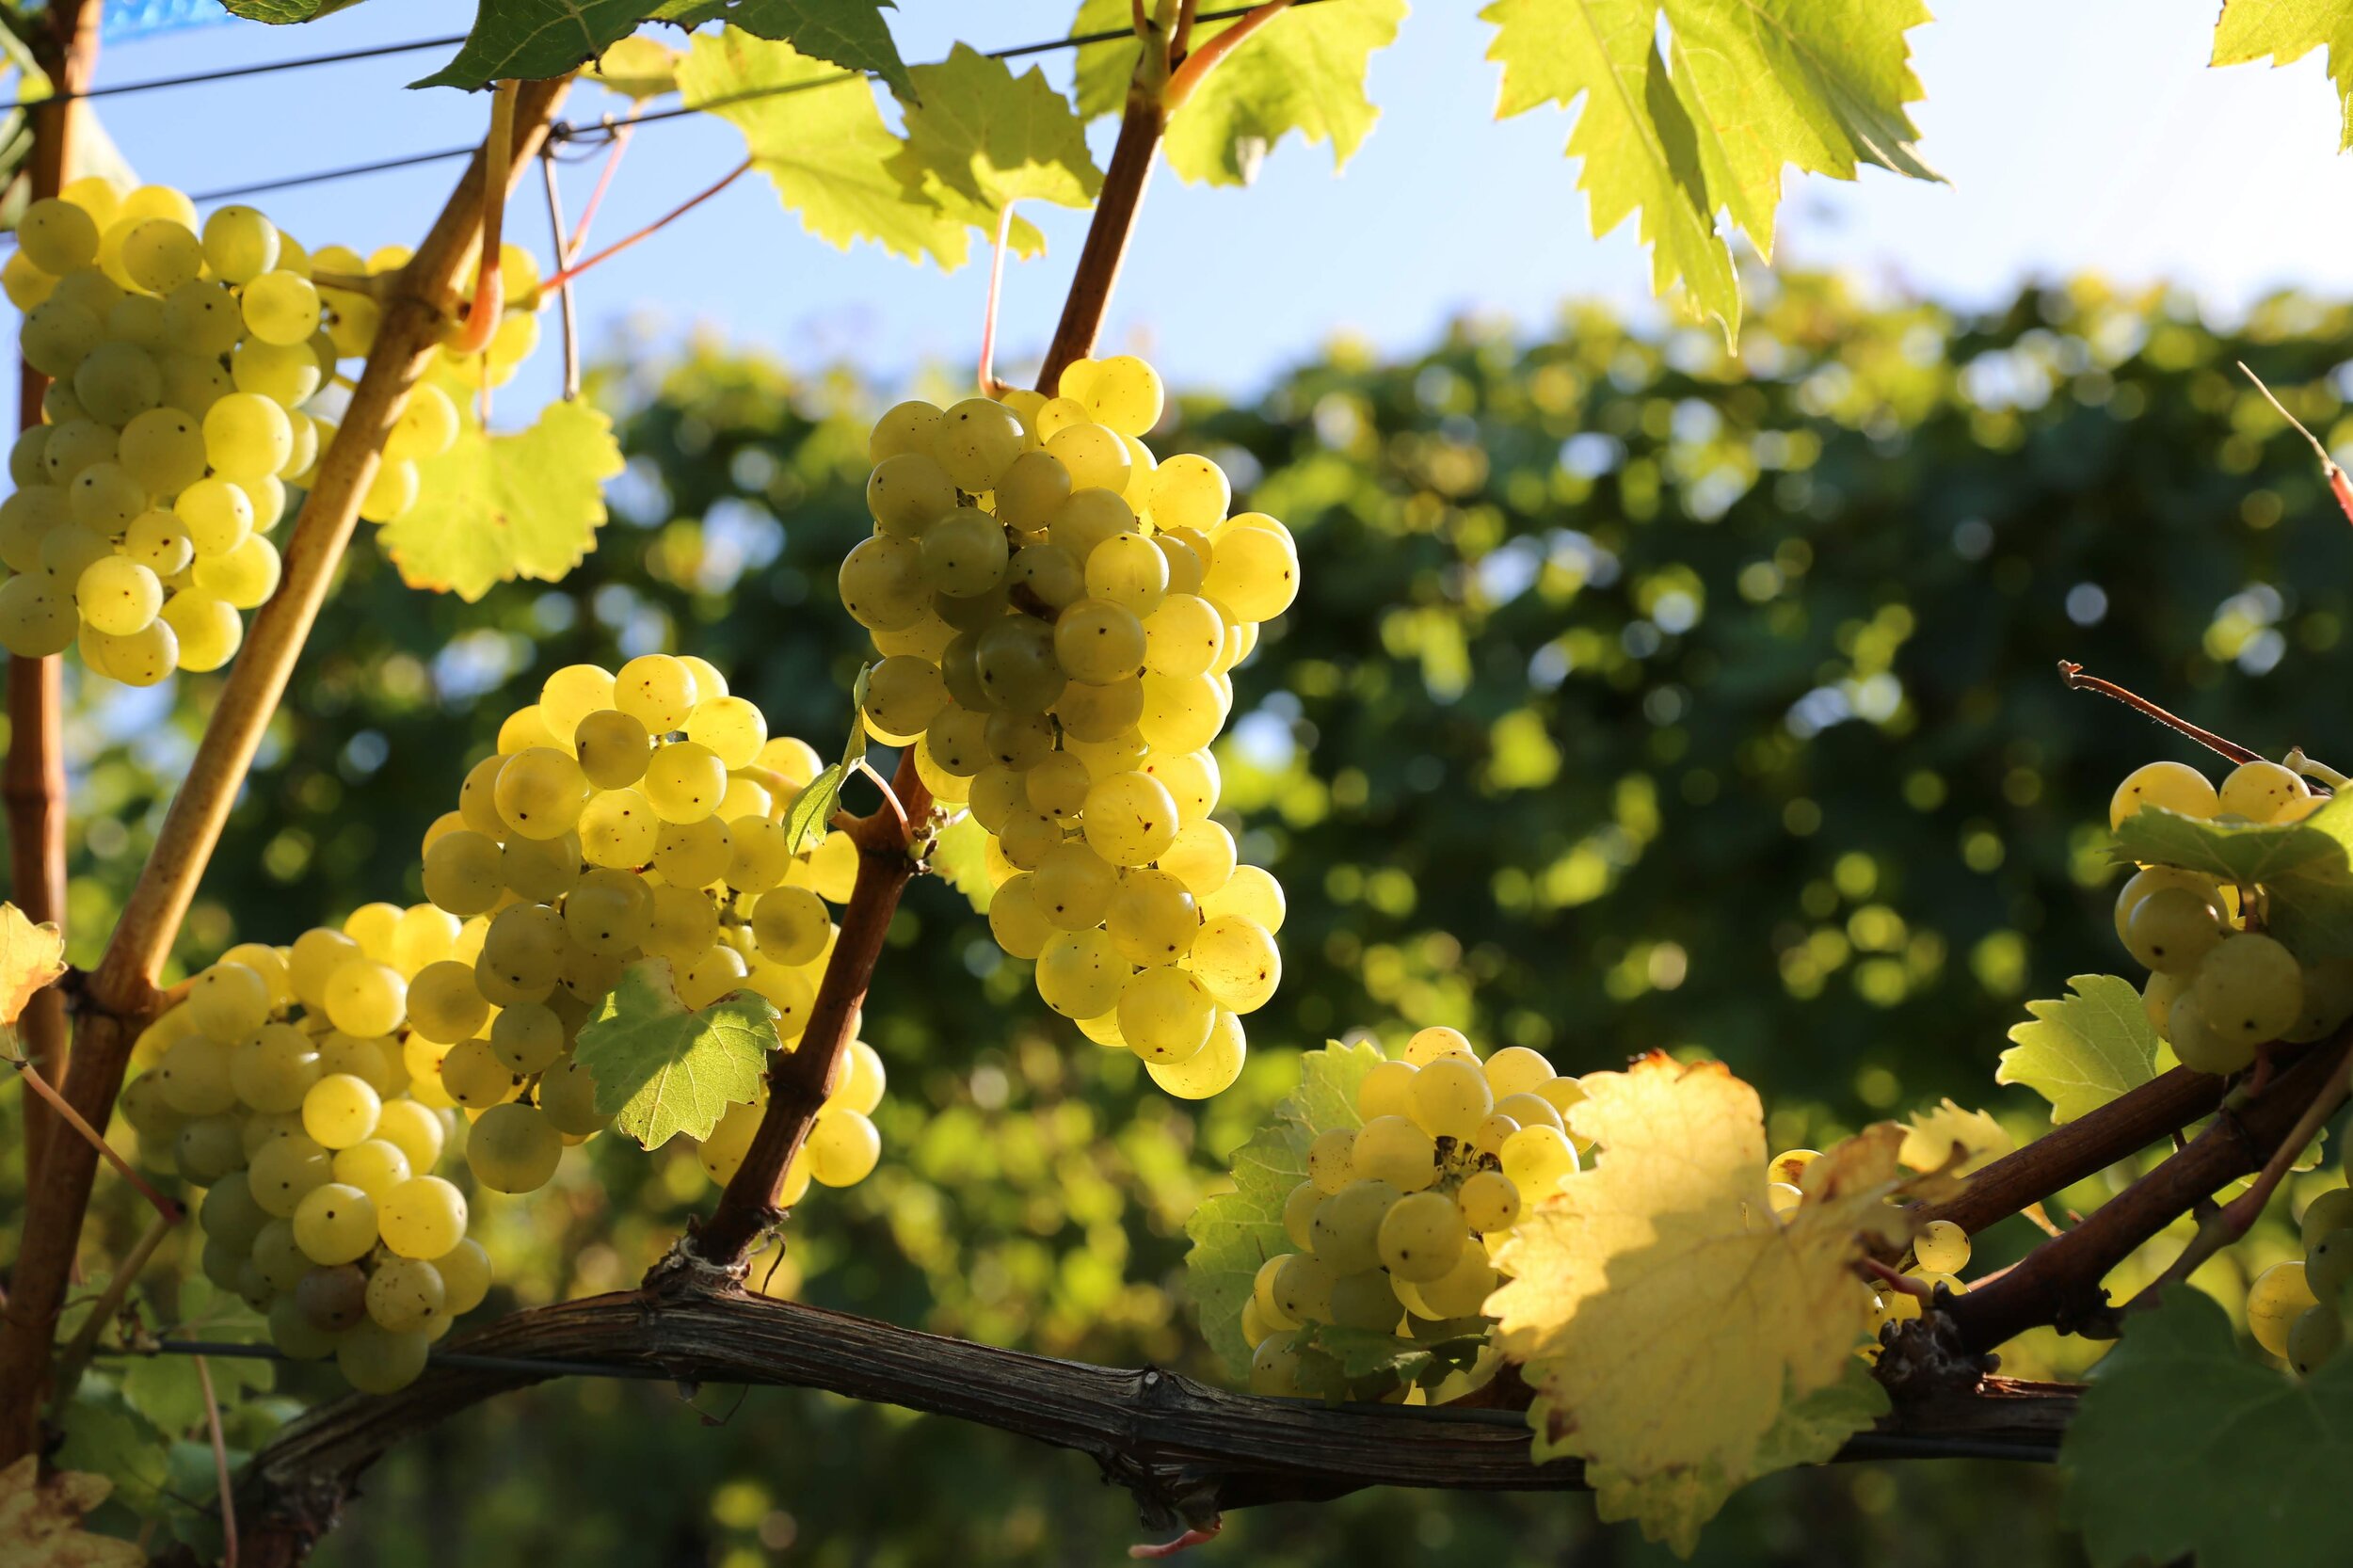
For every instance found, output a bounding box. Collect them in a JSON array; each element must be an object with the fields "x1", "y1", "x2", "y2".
[
  {"x1": 1501, "y1": 1124, "x2": 1578, "y2": 1194},
  {"x1": 1377, "y1": 1191, "x2": 1466, "y2": 1282},
  {"x1": 808, "y1": 1106, "x2": 881, "y2": 1187},
  {"x1": 1457, "y1": 1169, "x2": 1521, "y2": 1234},
  {"x1": 494, "y1": 746, "x2": 589, "y2": 840},
  {"x1": 1351, "y1": 1114, "x2": 1437, "y2": 1192},
  {"x1": 1147, "y1": 1007, "x2": 1246, "y2": 1098},
  {"x1": 2192, "y1": 933, "x2": 2303, "y2": 1048},
  {"x1": 933, "y1": 397, "x2": 1024, "y2": 490},
  {"x1": 378, "y1": 1175, "x2": 468, "y2": 1259},
  {"x1": 2124, "y1": 886, "x2": 2223, "y2": 974},
  {"x1": 292, "y1": 1181, "x2": 377, "y2": 1265},
  {"x1": 2109, "y1": 760, "x2": 2217, "y2": 828},
  {"x1": 301, "y1": 1072, "x2": 383, "y2": 1150},
  {"x1": 1310, "y1": 1179, "x2": 1401, "y2": 1275},
  {"x1": 643, "y1": 740, "x2": 728, "y2": 824},
  {"x1": 467, "y1": 1101, "x2": 564, "y2": 1193},
  {"x1": 1117, "y1": 967, "x2": 1214, "y2": 1062},
  {"x1": 1036, "y1": 927, "x2": 1128, "y2": 1017},
  {"x1": 1189, "y1": 914, "x2": 1281, "y2": 1013}
]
